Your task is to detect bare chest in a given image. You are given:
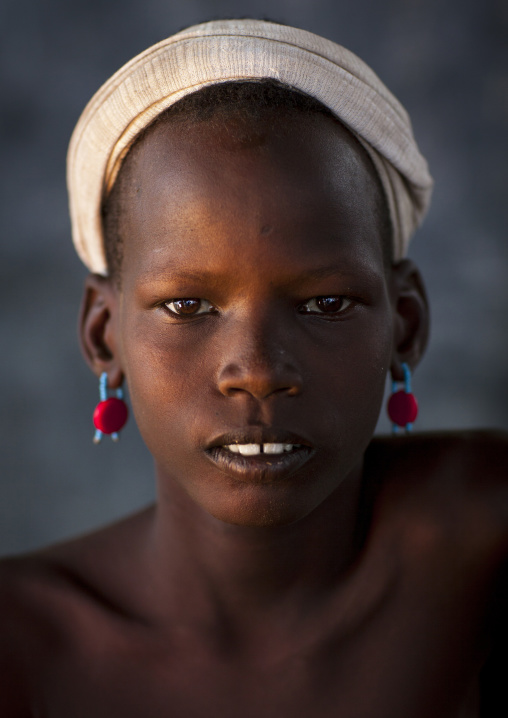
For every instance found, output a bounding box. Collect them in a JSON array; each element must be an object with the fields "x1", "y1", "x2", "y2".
[
  {"x1": 32, "y1": 499, "x2": 502, "y2": 718},
  {"x1": 36, "y1": 580, "x2": 485, "y2": 718}
]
